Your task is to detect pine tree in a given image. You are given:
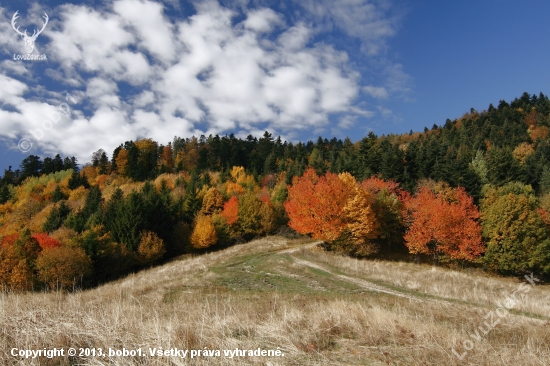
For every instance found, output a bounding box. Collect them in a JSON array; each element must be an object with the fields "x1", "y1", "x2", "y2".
[
  {"x1": 68, "y1": 170, "x2": 90, "y2": 190},
  {"x1": 51, "y1": 186, "x2": 67, "y2": 202},
  {"x1": 43, "y1": 201, "x2": 71, "y2": 233}
]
